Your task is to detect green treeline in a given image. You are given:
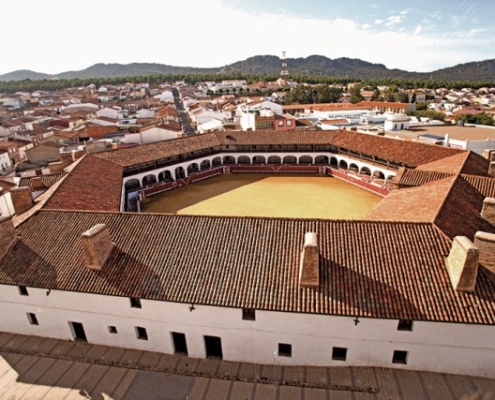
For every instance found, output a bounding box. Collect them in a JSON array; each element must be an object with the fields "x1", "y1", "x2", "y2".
[{"x1": 1, "y1": 73, "x2": 494, "y2": 94}]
